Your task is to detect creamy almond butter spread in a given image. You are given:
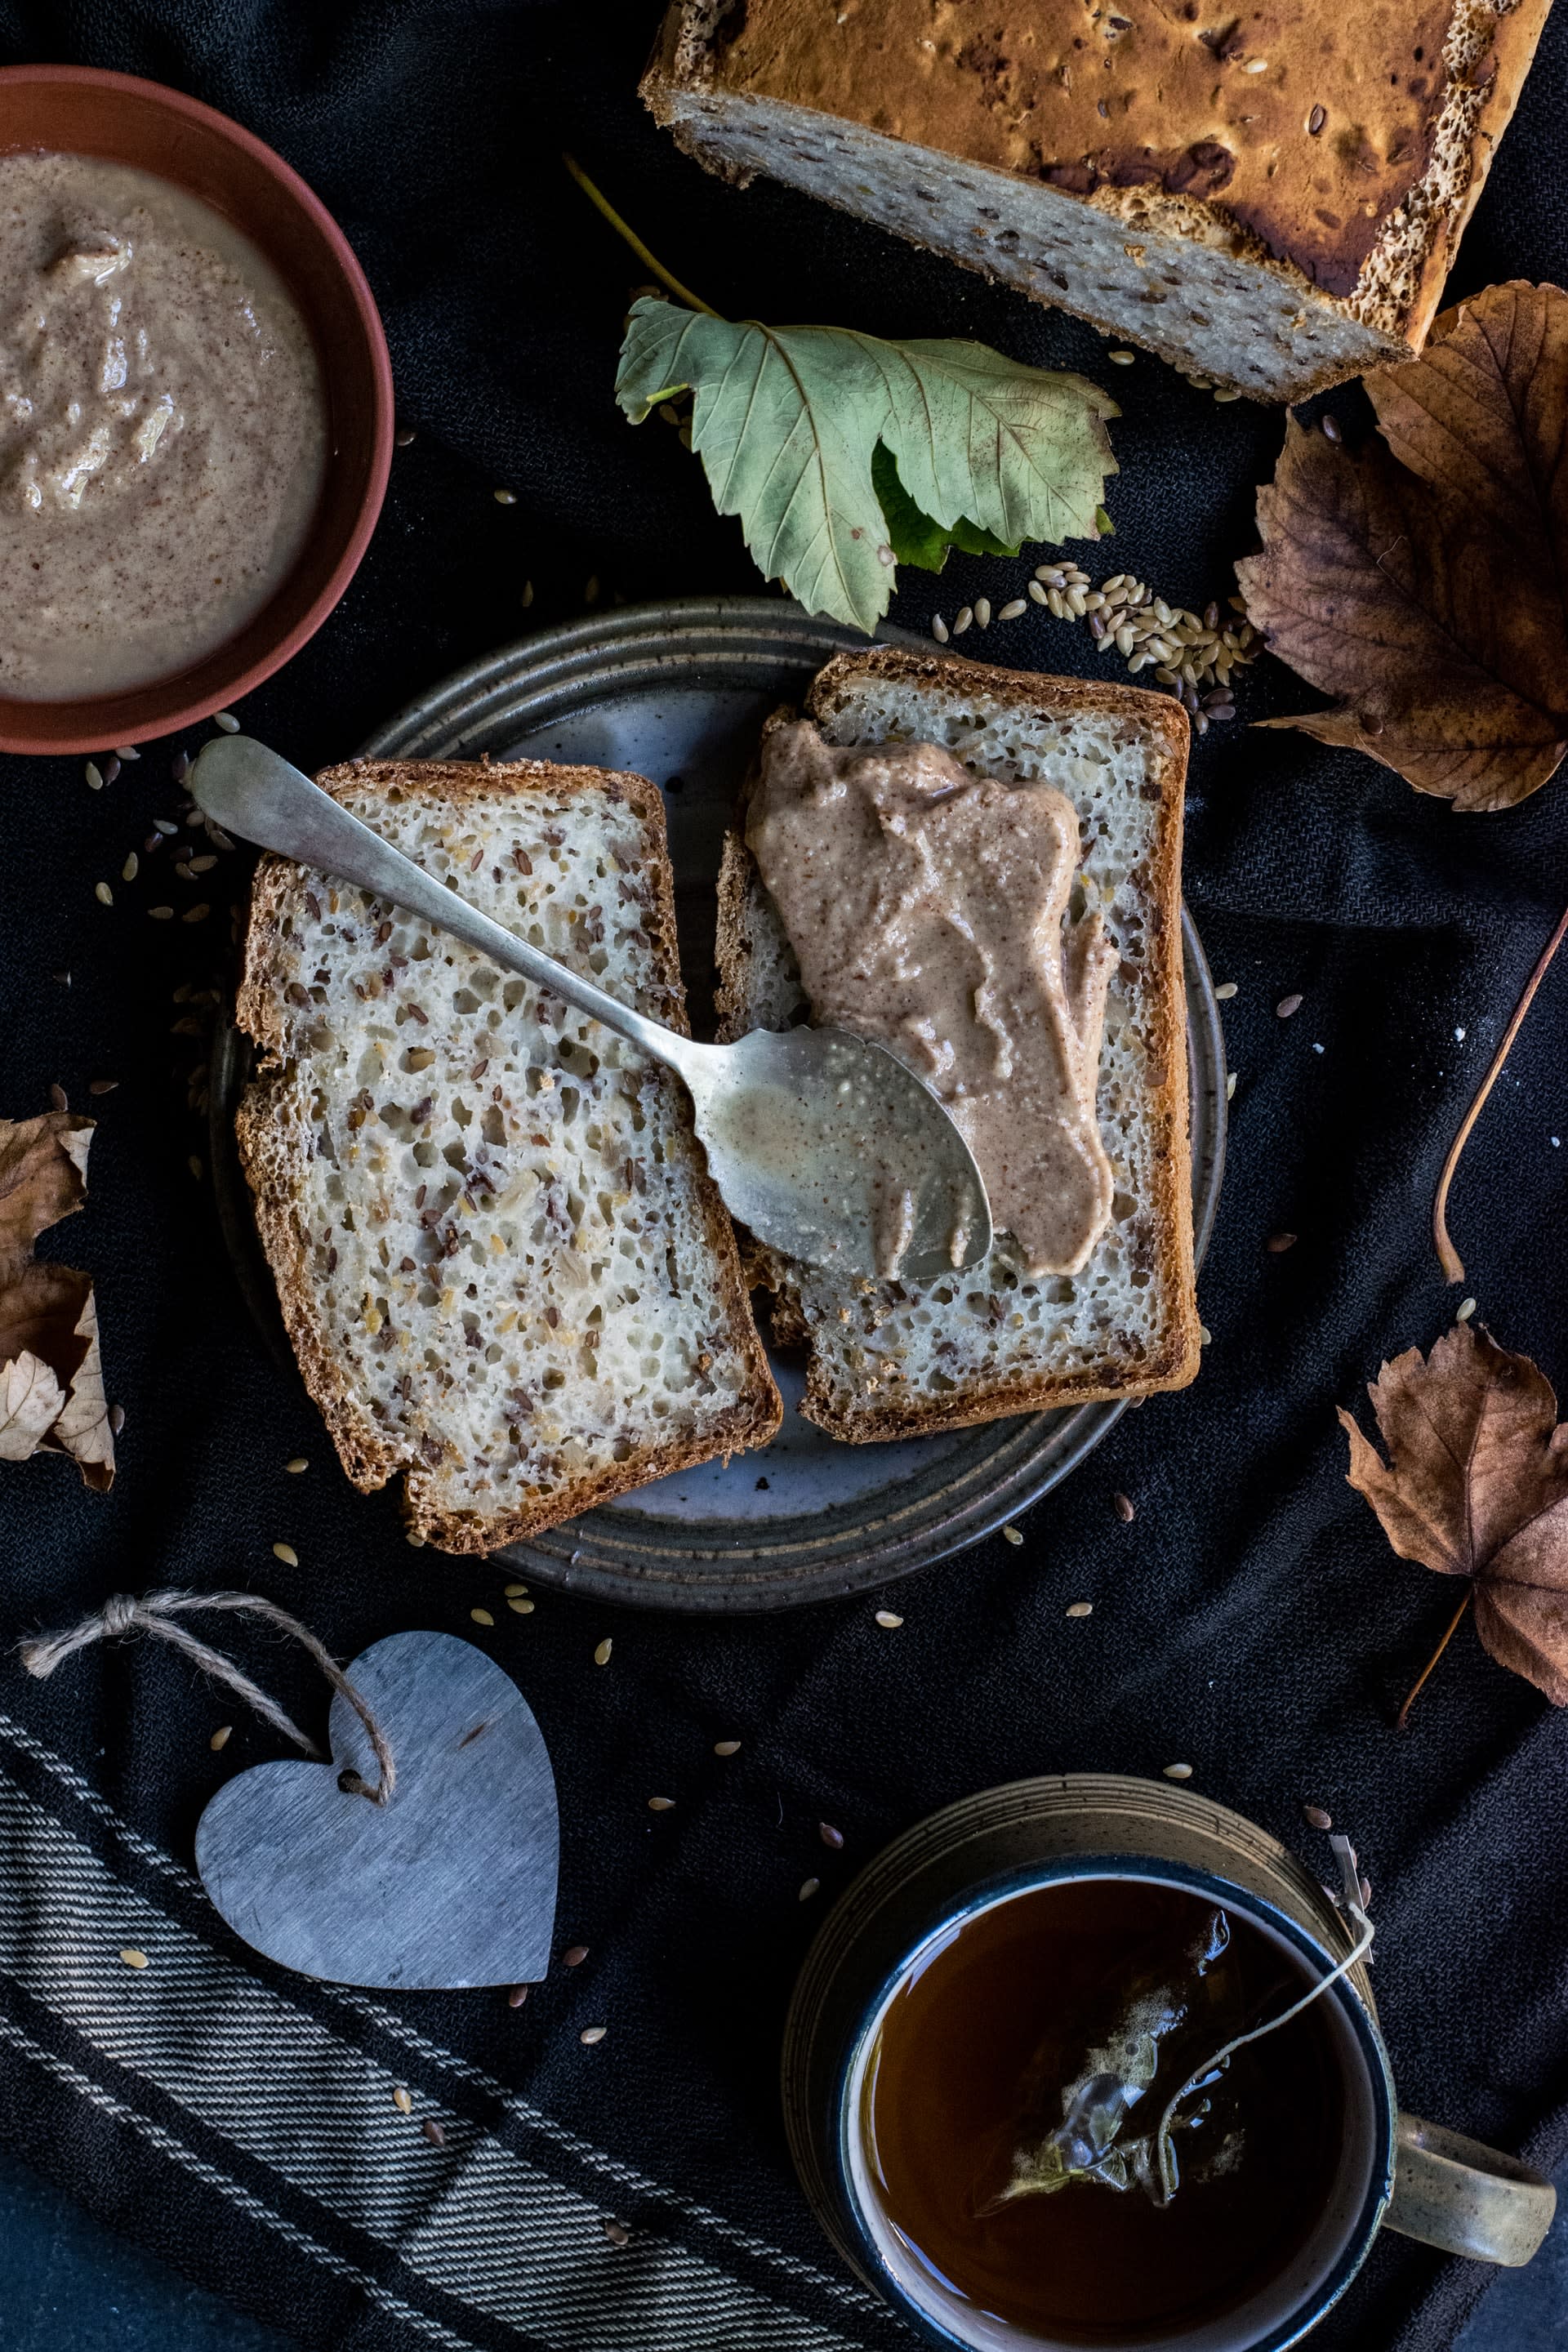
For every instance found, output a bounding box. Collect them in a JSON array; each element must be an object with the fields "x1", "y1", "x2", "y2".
[
  {"x1": 747, "y1": 720, "x2": 1116, "y2": 1276},
  {"x1": 0, "y1": 152, "x2": 327, "y2": 701}
]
